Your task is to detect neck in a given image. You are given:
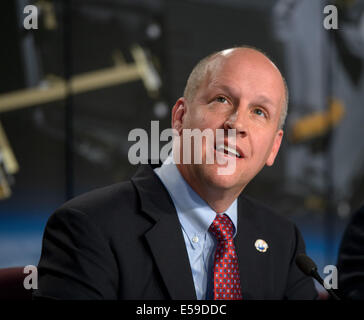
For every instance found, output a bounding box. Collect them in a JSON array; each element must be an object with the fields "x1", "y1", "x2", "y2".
[{"x1": 176, "y1": 163, "x2": 244, "y2": 213}]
